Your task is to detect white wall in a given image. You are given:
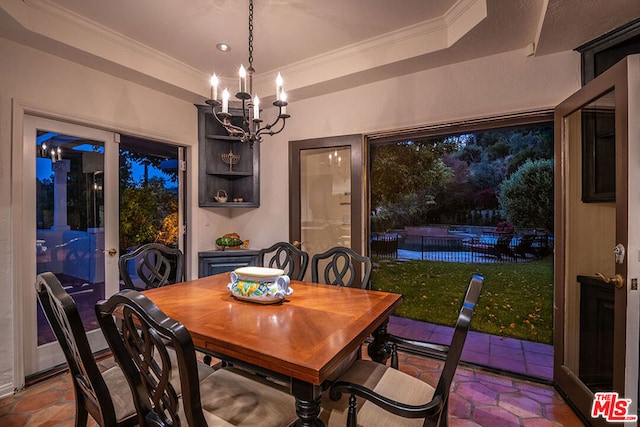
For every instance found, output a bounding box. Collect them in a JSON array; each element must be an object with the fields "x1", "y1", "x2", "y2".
[
  {"x1": 0, "y1": 37, "x2": 210, "y2": 393},
  {"x1": 0, "y1": 35, "x2": 581, "y2": 394},
  {"x1": 229, "y1": 48, "x2": 582, "y2": 251}
]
